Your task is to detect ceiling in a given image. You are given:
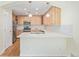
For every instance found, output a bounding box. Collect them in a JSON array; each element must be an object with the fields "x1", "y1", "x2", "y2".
[
  {"x1": 3, "y1": 1, "x2": 52, "y2": 16},
  {"x1": 0, "y1": 1, "x2": 13, "y2": 7}
]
